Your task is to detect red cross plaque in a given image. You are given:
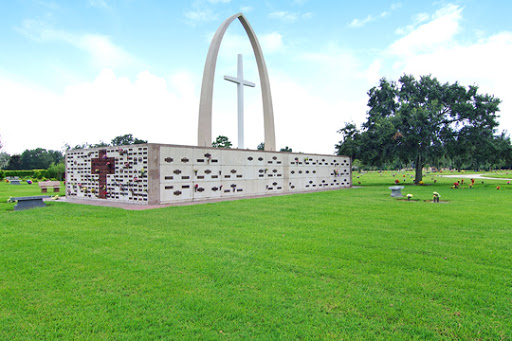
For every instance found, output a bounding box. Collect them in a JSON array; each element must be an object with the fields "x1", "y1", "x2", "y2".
[{"x1": 91, "y1": 149, "x2": 116, "y2": 199}]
